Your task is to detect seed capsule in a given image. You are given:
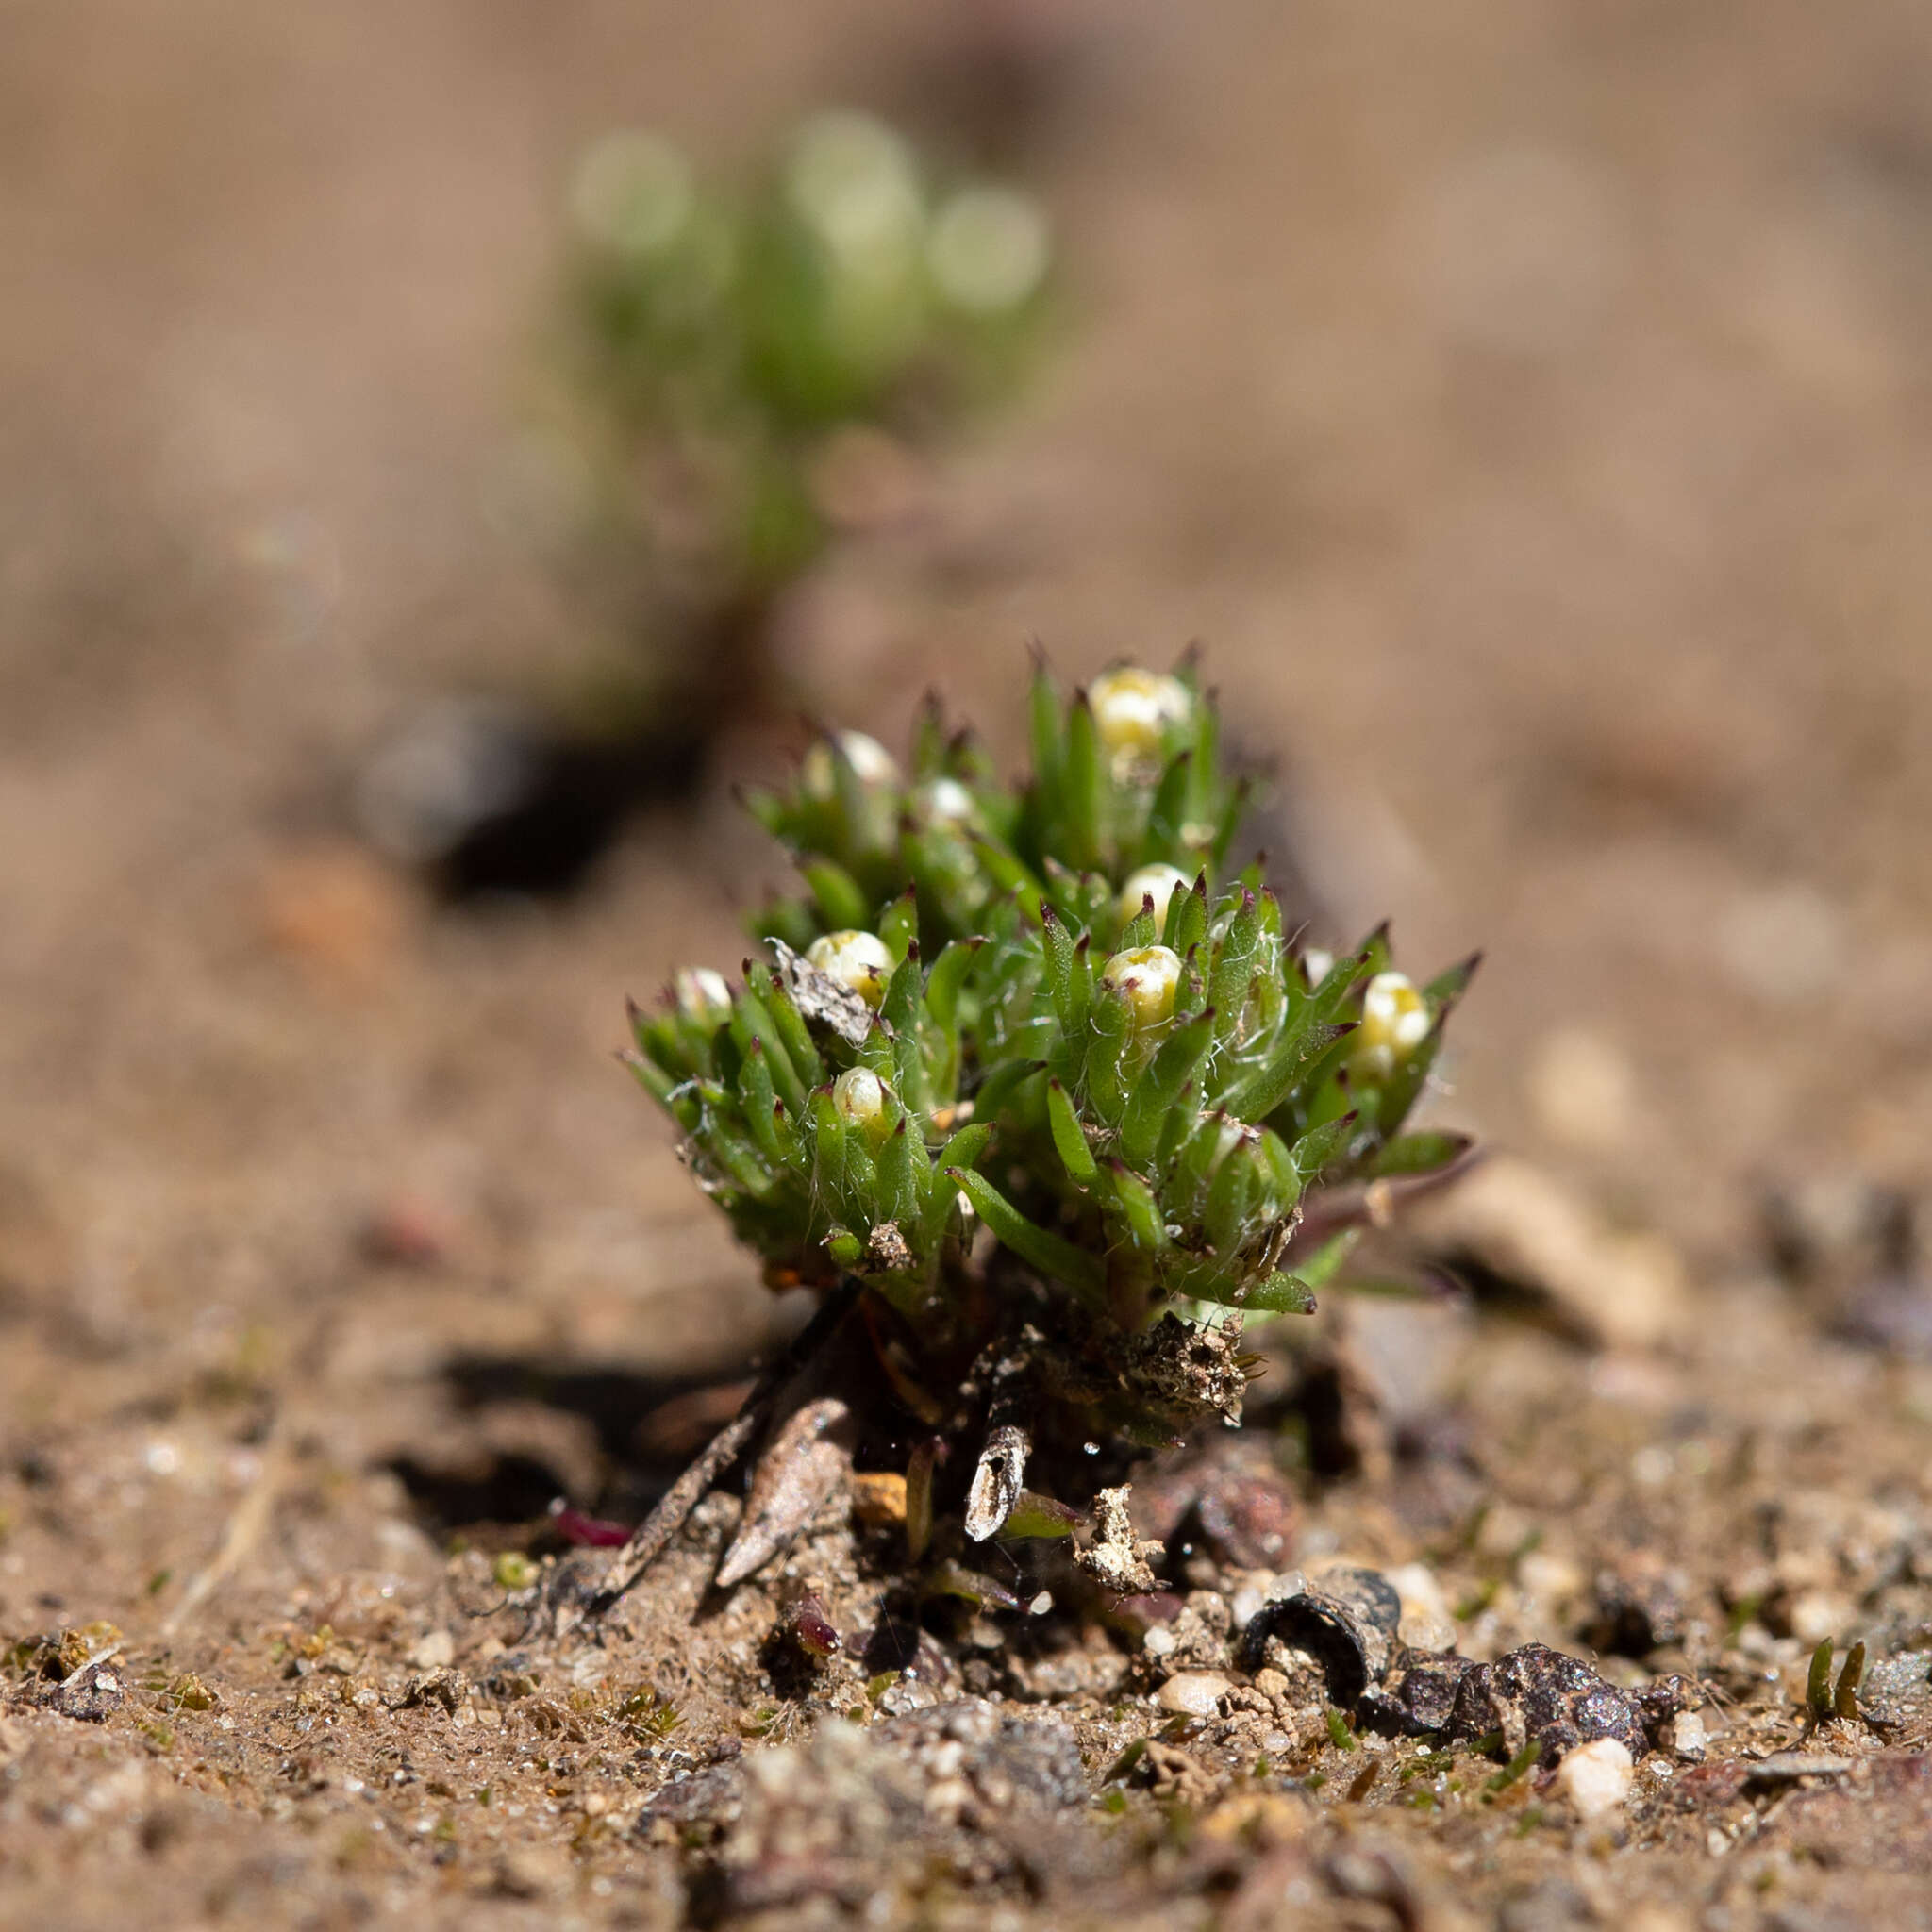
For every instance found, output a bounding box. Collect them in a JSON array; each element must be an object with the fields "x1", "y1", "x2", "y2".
[
  {"x1": 1100, "y1": 943, "x2": 1182, "y2": 1034},
  {"x1": 1116, "y1": 863, "x2": 1191, "y2": 936},
  {"x1": 832, "y1": 1066, "x2": 891, "y2": 1143},
  {"x1": 1088, "y1": 667, "x2": 1191, "y2": 766},
  {"x1": 806, "y1": 929, "x2": 893, "y2": 1008},
  {"x1": 1354, "y1": 971, "x2": 1430, "y2": 1079}
]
